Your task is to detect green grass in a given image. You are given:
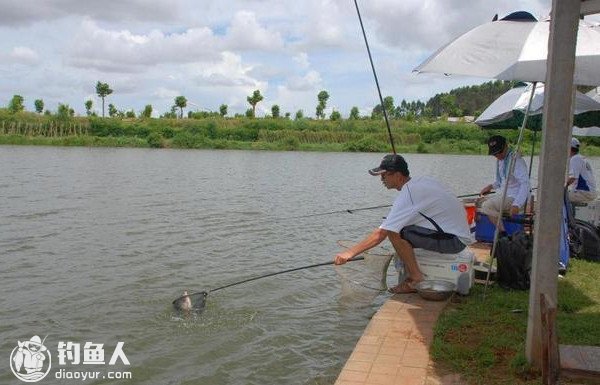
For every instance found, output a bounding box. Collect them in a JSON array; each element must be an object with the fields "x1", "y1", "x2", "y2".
[{"x1": 431, "y1": 258, "x2": 600, "y2": 385}]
